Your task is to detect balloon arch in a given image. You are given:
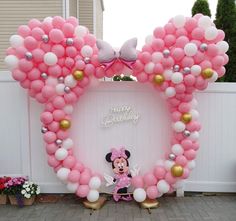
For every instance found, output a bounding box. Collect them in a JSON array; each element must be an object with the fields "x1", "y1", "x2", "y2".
[{"x1": 5, "y1": 14, "x2": 228, "y2": 203}]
